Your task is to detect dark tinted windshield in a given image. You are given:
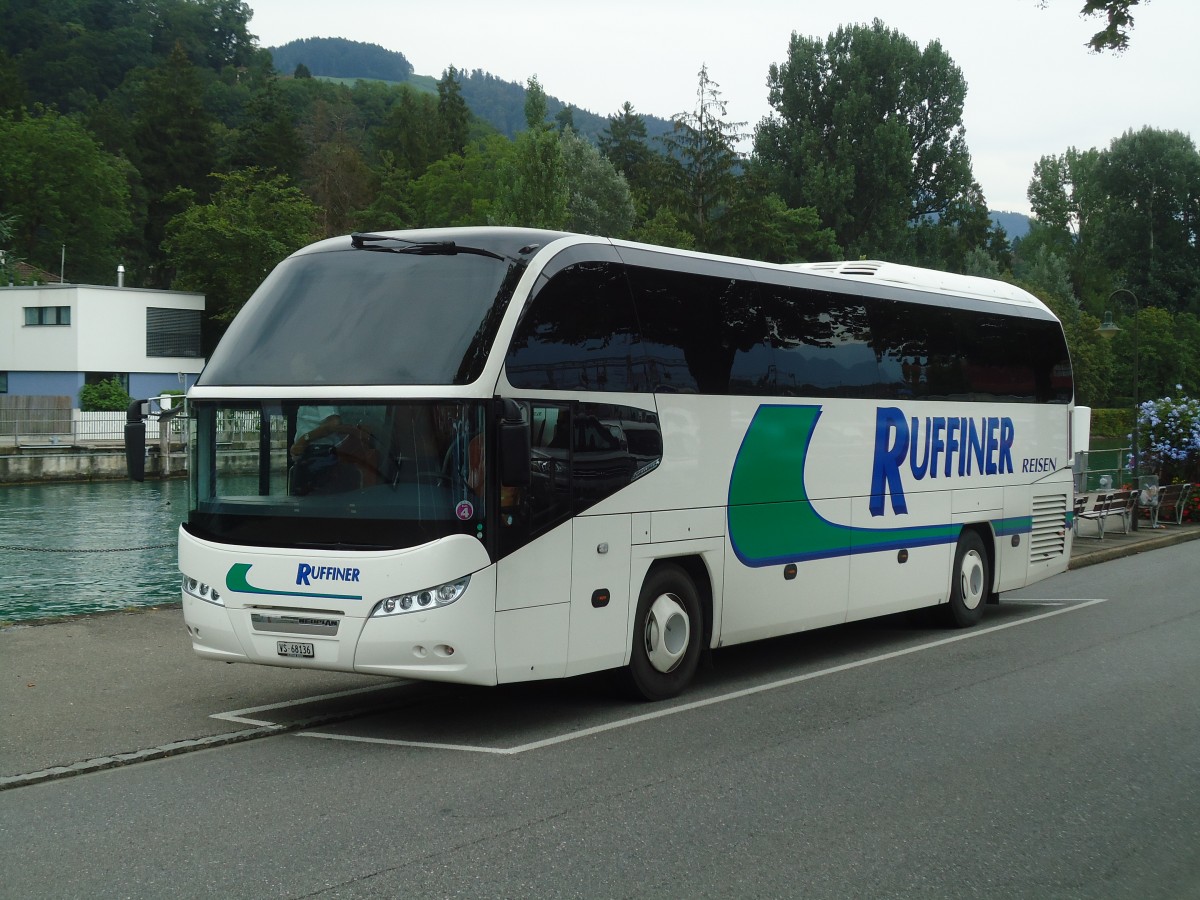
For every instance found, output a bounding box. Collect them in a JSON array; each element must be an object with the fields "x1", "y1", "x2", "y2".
[
  {"x1": 187, "y1": 400, "x2": 490, "y2": 551},
  {"x1": 199, "y1": 248, "x2": 526, "y2": 386}
]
